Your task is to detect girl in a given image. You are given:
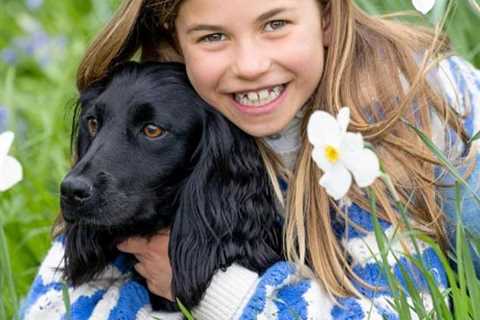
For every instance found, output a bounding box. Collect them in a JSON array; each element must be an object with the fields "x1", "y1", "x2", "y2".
[{"x1": 22, "y1": 0, "x2": 480, "y2": 319}]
